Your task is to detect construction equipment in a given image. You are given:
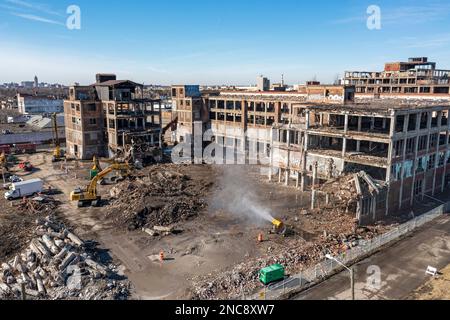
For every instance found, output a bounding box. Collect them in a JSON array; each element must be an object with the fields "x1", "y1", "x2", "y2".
[
  {"x1": 70, "y1": 162, "x2": 132, "y2": 207},
  {"x1": 90, "y1": 156, "x2": 103, "y2": 179},
  {"x1": 0, "y1": 152, "x2": 8, "y2": 171},
  {"x1": 160, "y1": 116, "x2": 178, "y2": 146},
  {"x1": 272, "y1": 219, "x2": 287, "y2": 235},
  {"x1": 51, "y1": 113, "x2": 64, "y2": 162}
]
